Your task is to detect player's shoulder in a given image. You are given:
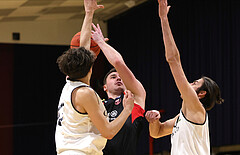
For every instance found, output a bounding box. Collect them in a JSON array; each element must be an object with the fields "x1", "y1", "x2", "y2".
[
  {"x1": 75, "y1": 86, "x2": 96, "y2": 99},
  {"x1": 73, "y1": 87, "x2": 101, "y2": 111}
]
